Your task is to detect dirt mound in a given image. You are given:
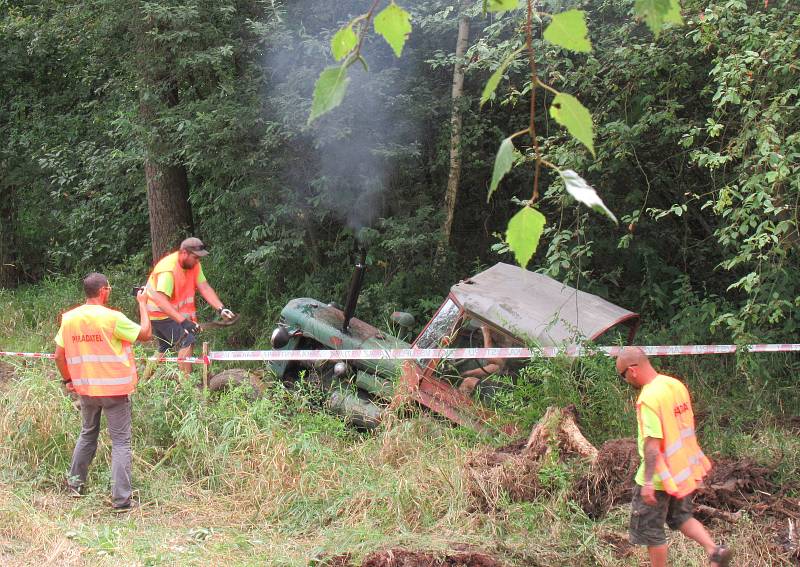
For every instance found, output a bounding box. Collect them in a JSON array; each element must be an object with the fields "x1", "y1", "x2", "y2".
[
  {"x1": 571, "y1": 438, "x2": 639, "y2": 518},
  {"x1": 695, "y1": 457, "x2": 800, "y2": 519},
  {"x1": 321, "y1": 549, "x2": 504, "y2": 567}
]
